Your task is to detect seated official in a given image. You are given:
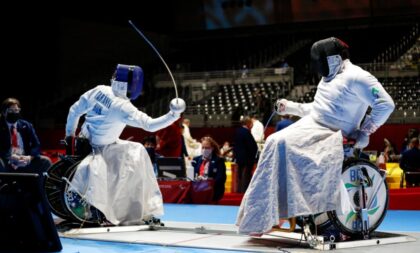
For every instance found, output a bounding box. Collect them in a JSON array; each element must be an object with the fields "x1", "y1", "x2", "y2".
[
  {"x1": 0, "y1": 98, "x2": 51, "y2": 175},
  {"x1": 142, "y1": 135, "x2": 162, "y2": 176},
  {"x1": 191, "y1": 136, "x2": 227, "y2": 202},
  {"x1": 400, "y1": 137, "x2": 420, "y2": 187}
]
